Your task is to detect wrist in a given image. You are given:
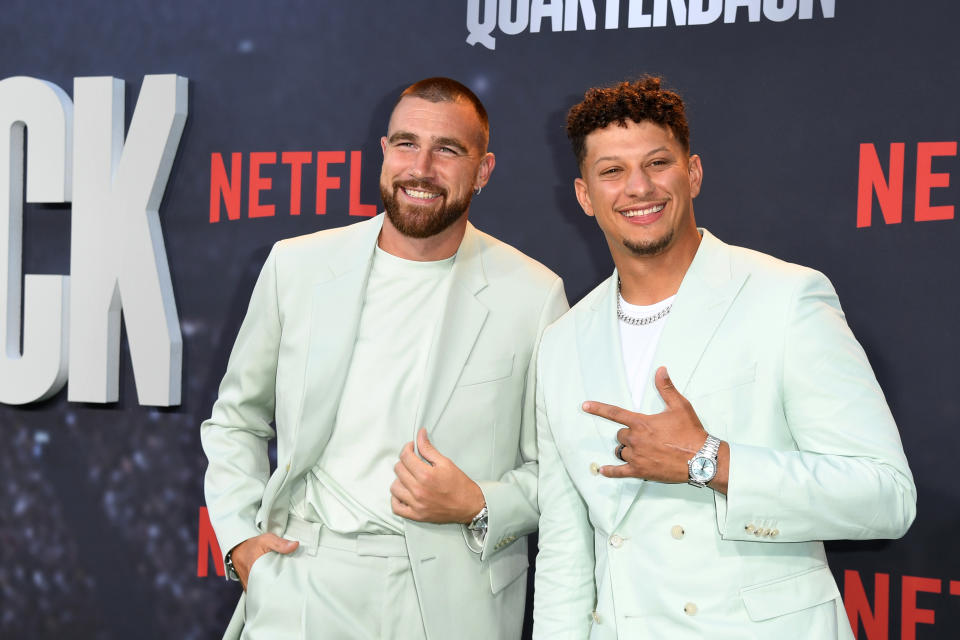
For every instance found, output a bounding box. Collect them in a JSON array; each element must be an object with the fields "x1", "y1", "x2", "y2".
[{"x1": 460, "y1": 483, "x2": 486, "y2": 524}]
